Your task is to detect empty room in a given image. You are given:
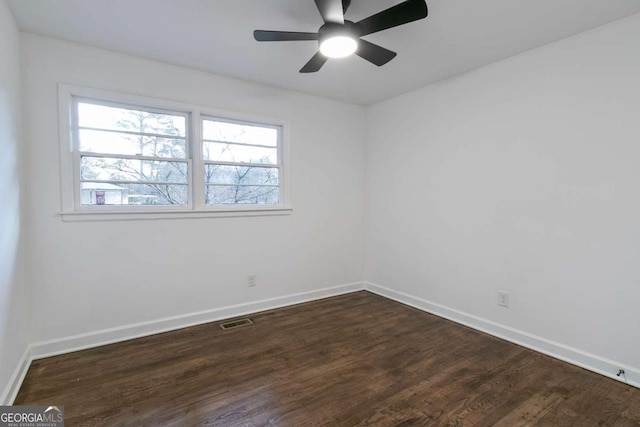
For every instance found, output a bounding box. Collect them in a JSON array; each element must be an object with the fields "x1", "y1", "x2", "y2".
[{"x1": 1, "y1": 0, "x2": 639, "y2": 425}]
